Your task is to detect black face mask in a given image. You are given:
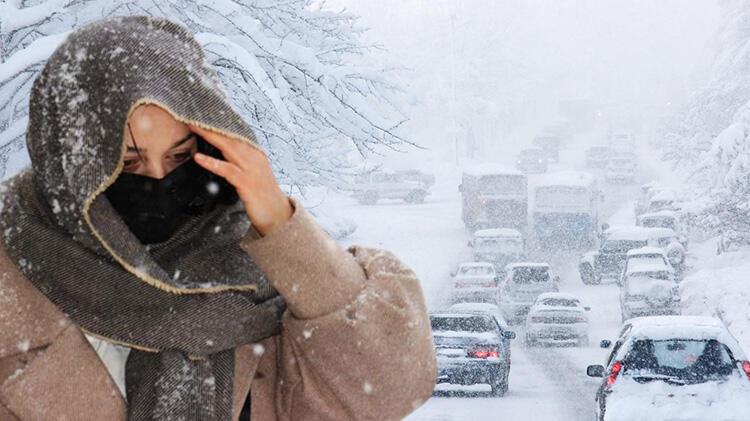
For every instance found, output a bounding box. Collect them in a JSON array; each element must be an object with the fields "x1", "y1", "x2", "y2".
[{"x1": 104, "y1": 136, "x2": 239, "y2": 244}]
